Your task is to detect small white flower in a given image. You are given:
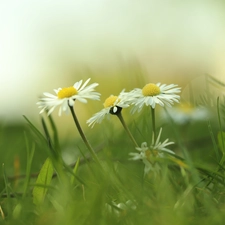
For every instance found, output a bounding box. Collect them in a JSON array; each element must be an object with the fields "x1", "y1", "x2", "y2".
[
  {"x1": 161, "y1": 103, "x2": 210, "y2": 125},
  {"x1": 37, "y1": 78, "x2": 100, "y2": 116},
  {"x1": 129, "y1": 128, "x2": 174, "y2": 175},
  {"x1": 125, "y1": 83, "x2": 181, "y2": 113},
  {"x1": 87, "y1": 90, "x2": 130, "y2": 127}
]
